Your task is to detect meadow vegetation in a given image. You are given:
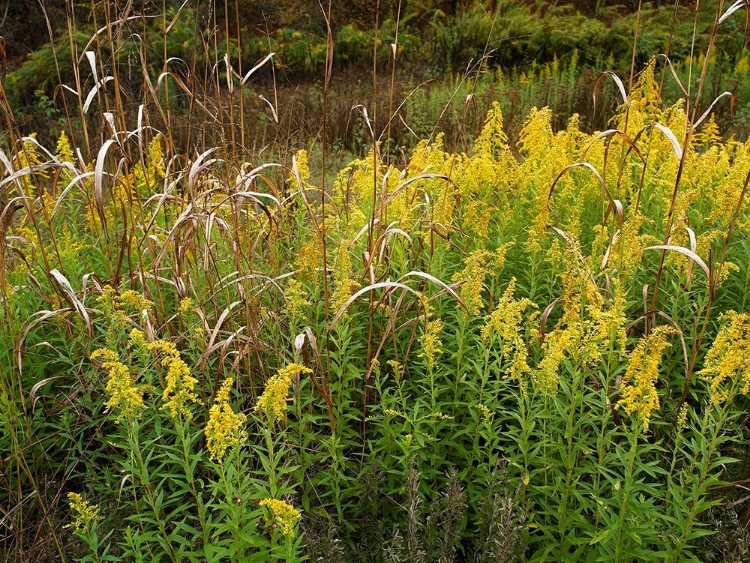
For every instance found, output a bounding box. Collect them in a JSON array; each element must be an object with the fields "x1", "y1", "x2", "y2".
[{"x1": 1, "y1": 1, "x2": 750, "y2": 562}]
